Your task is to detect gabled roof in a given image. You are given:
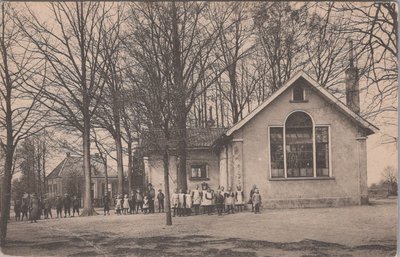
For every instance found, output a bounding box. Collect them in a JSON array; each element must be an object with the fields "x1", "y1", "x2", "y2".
[
  {"x1": 226, "y1": 71, "x2": 379, "y2": 137},
  {"x1": 47, "y1": 155, "x2": 118, "y2": 179}
]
